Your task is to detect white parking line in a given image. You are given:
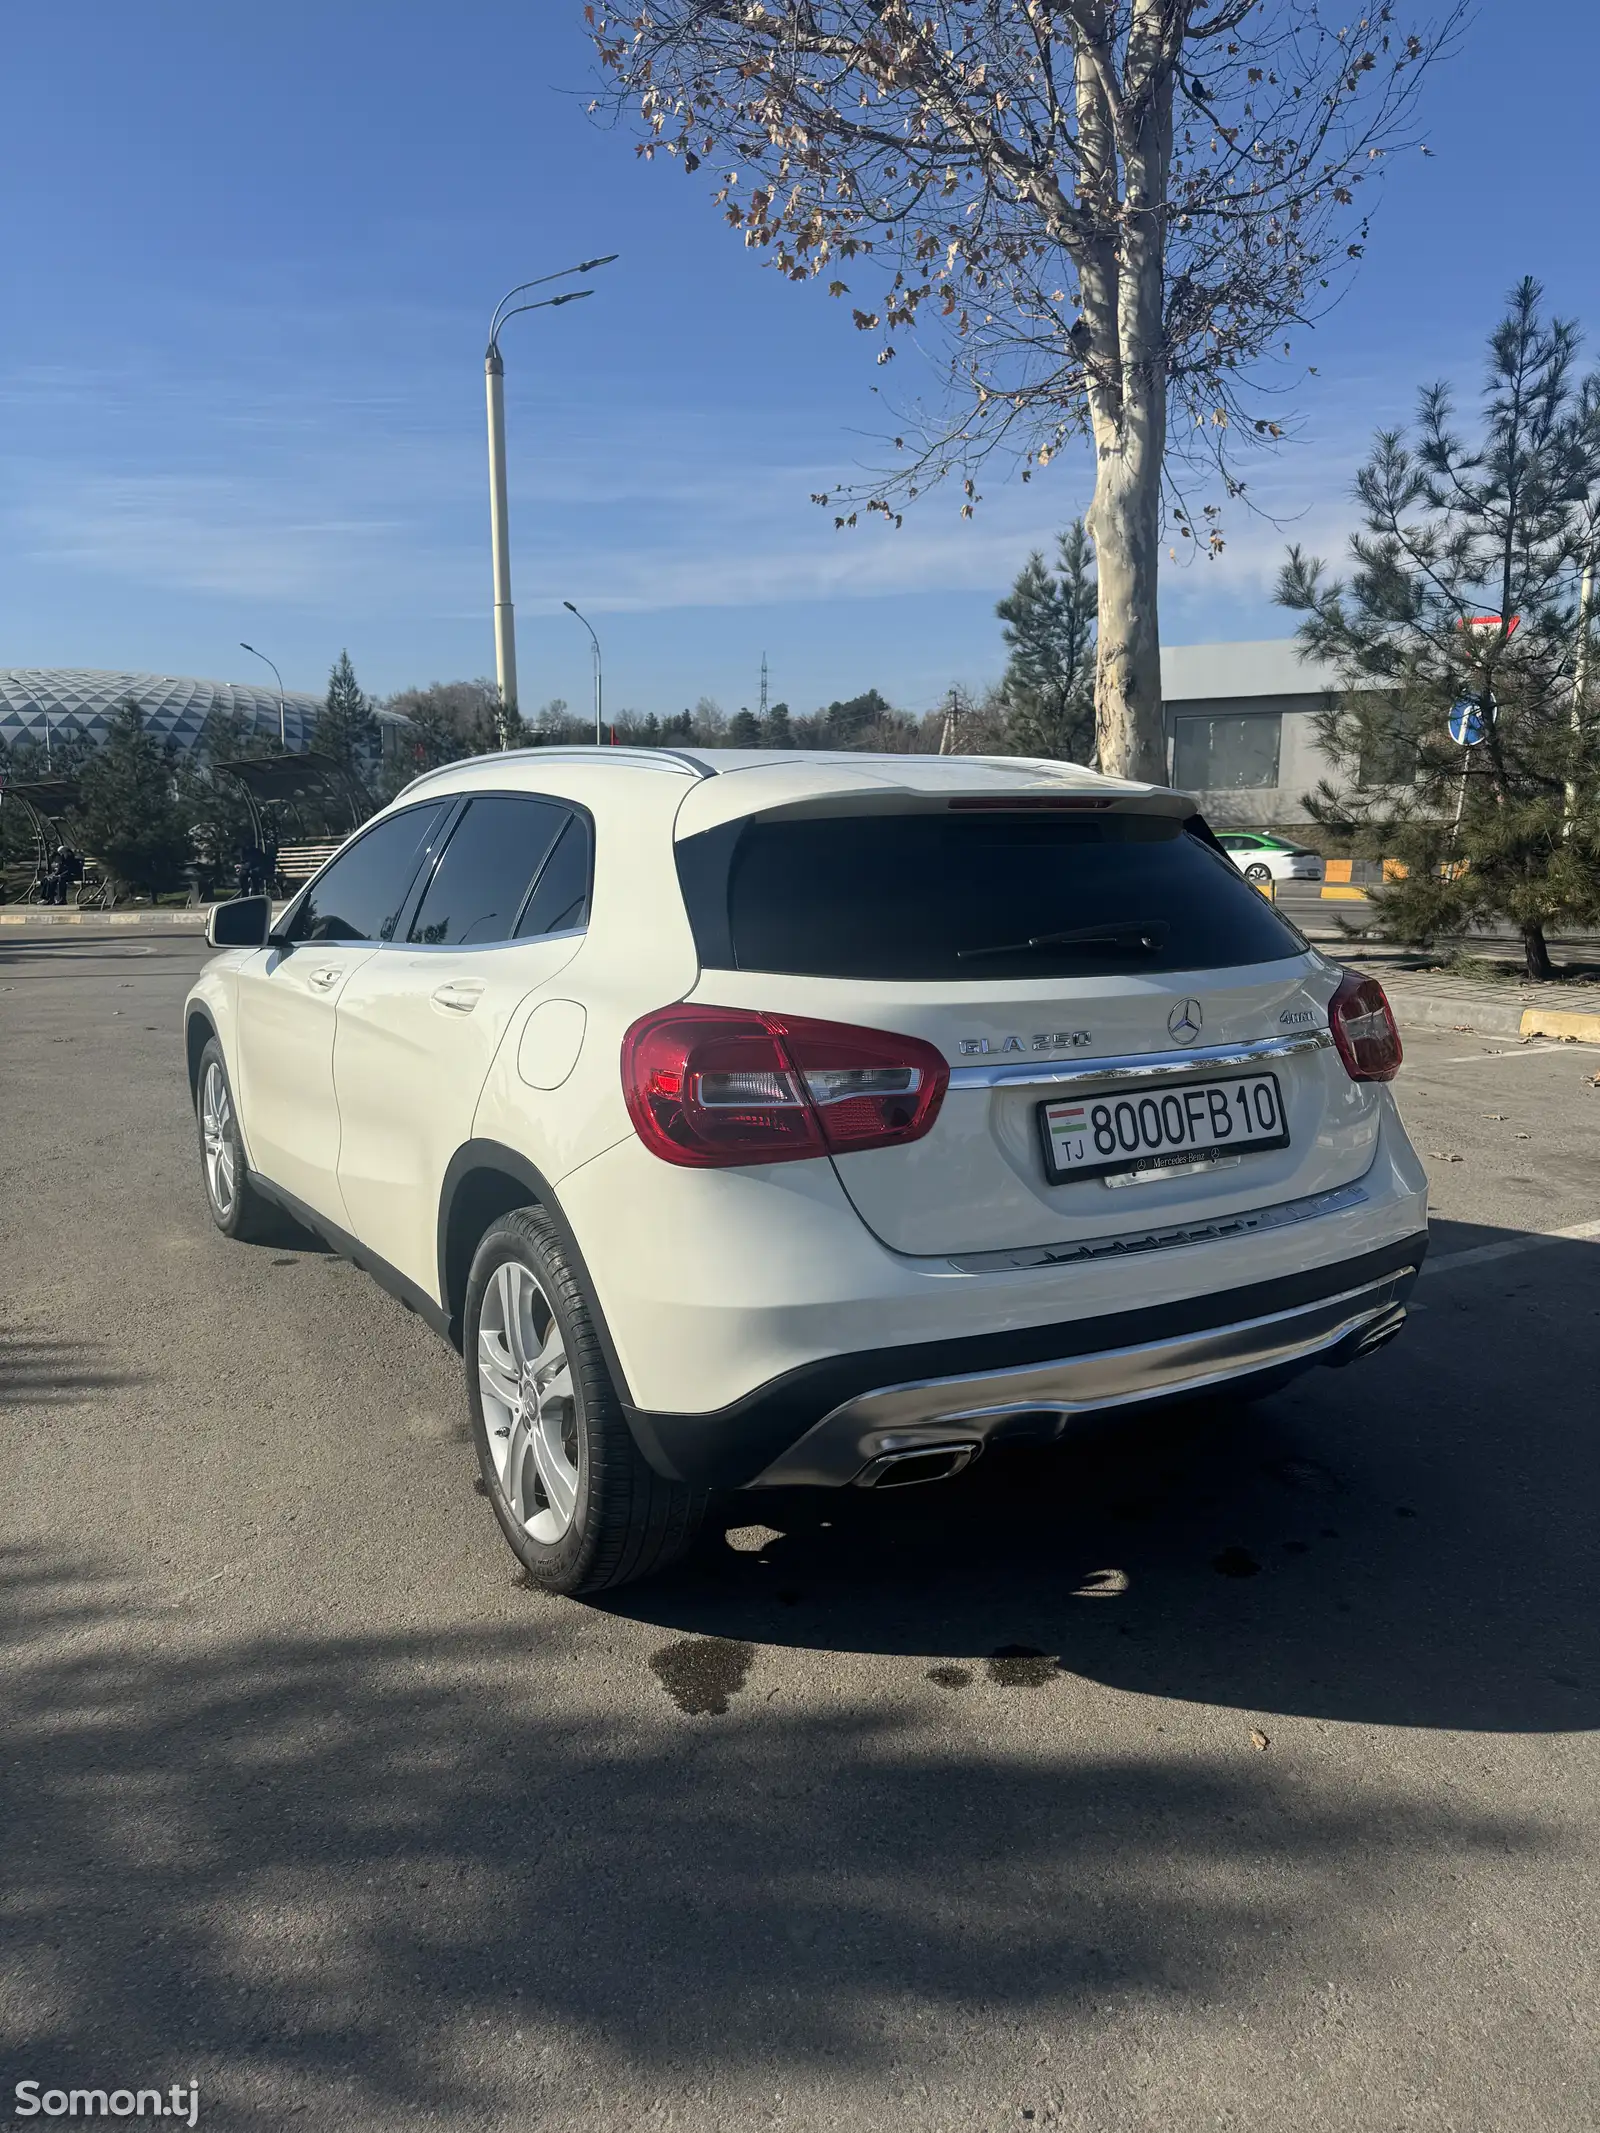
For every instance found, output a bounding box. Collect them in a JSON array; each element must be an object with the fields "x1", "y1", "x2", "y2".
[
  {"x1": 1440, "y1": 1042, "x2": 1600, "y2": 1063},
  {"x1": 1422, "y1": 1216, "x2": 1600, "y2": 1276}
]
